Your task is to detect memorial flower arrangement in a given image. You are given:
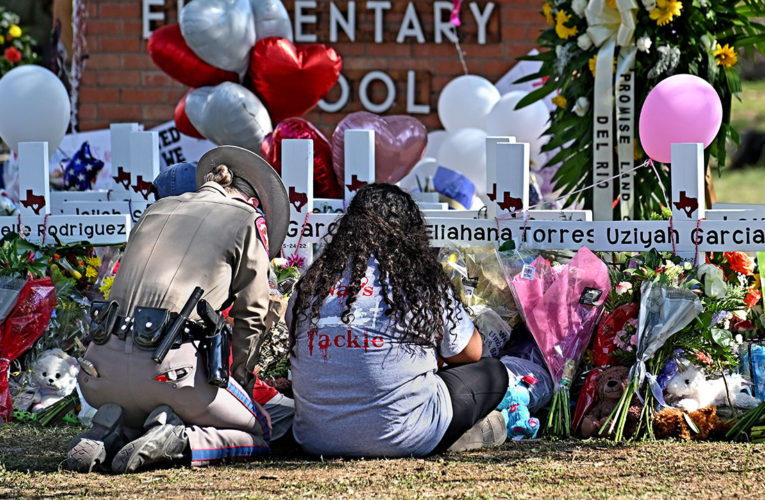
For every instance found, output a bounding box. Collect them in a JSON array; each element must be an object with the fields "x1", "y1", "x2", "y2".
[
  {"x1": 595, "y1": 249, "x2": 762, "y2": 439},
  {"x1": 0, "y1": 7, "x2": 38, "y2": 76},
  {"x1": 520, "y1": 0, "x2": 765, "y2": 219}
]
